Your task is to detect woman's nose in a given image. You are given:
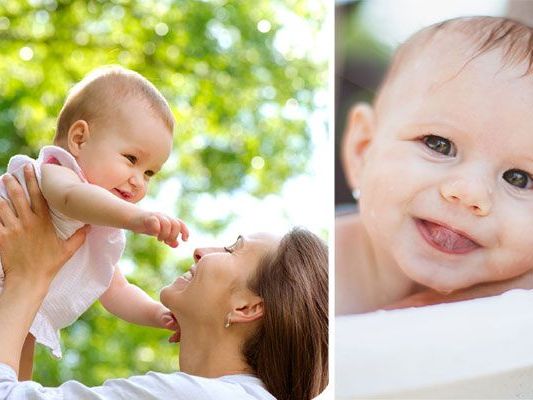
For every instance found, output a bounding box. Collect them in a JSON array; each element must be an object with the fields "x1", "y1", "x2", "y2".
[
  {"x1": 193, "y1": 247, "x2": 223, "y2": 262},
  {"x1": 193, "y1": 248, "x2": 203, "y2": 262},
  {"x1": 440, "y1": 175, "x2": 492, "y2": 217}
]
